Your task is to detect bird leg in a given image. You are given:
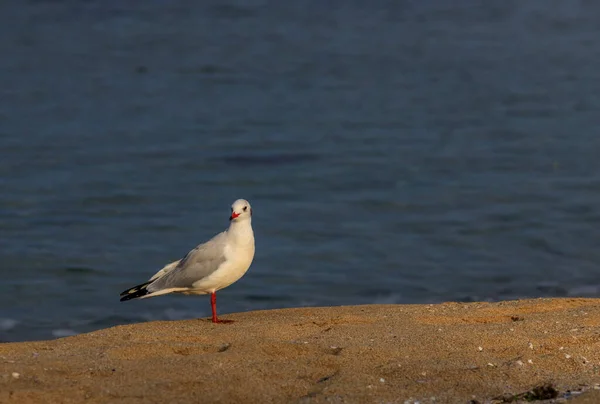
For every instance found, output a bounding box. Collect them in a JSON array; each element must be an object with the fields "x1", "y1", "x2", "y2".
[{"x1": 210, "y1": 292, "x2": 234, "y2": 324}]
